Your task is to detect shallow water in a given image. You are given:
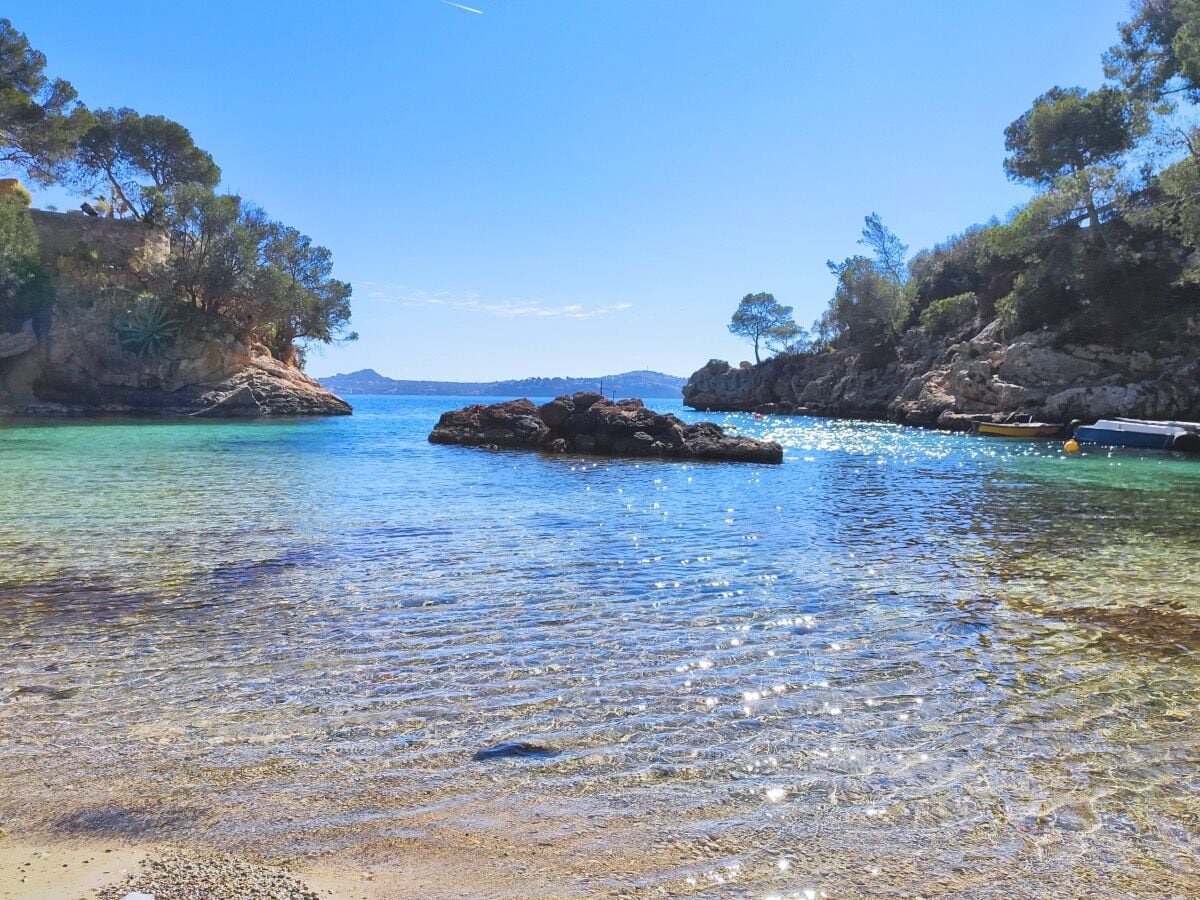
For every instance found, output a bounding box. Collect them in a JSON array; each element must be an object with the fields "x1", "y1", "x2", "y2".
[{"x1": 1, "y1": 397, "x2": 1197, "y2": 897}]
